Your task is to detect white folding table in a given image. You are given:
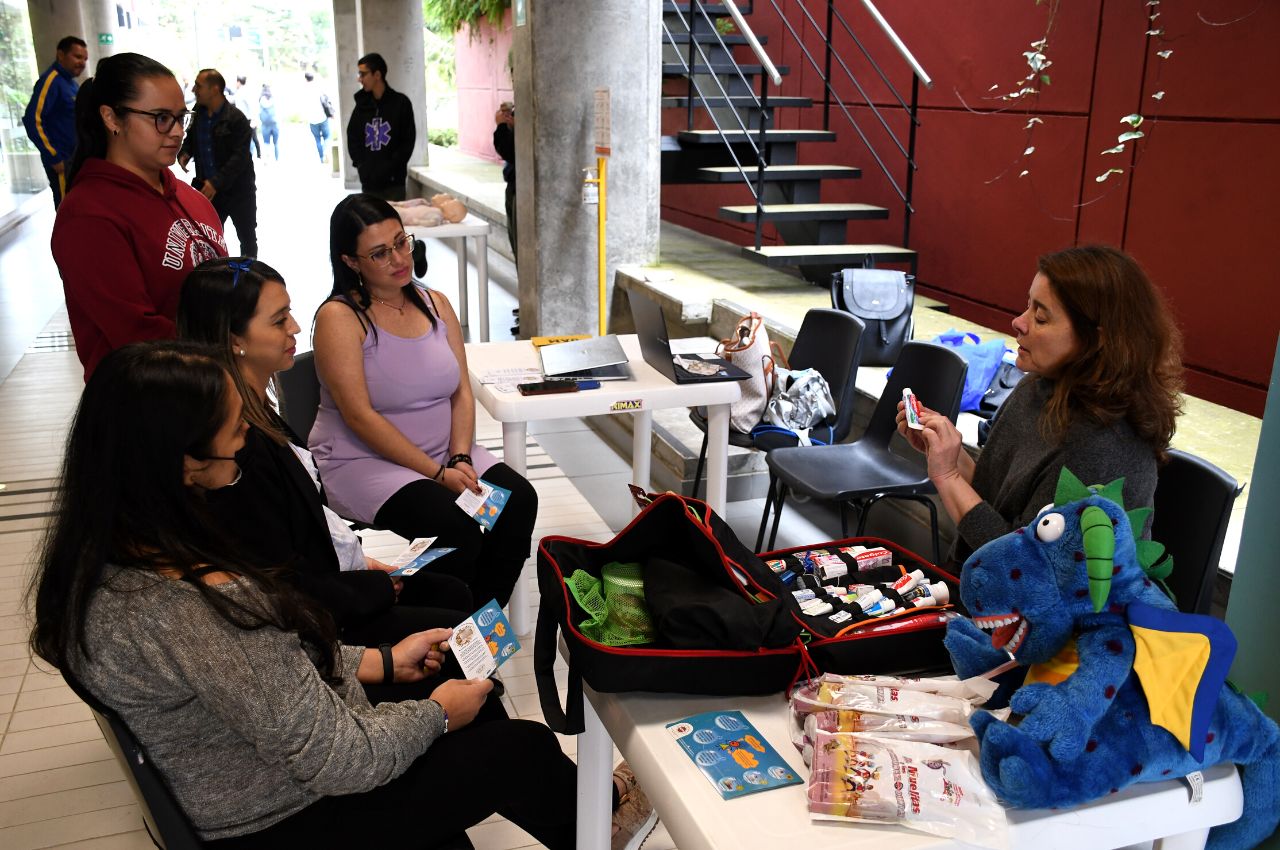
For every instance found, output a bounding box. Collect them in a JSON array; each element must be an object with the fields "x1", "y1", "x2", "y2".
[
  {"x1": 465, "y1": 335, "x2": 742, "y2": 635},
  {"x1": 408, "y1": 214, "x2": 492, "y2": 341},
  {"x1": 577, "y1": 687, "x2": 1244, "y2": 850}
]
